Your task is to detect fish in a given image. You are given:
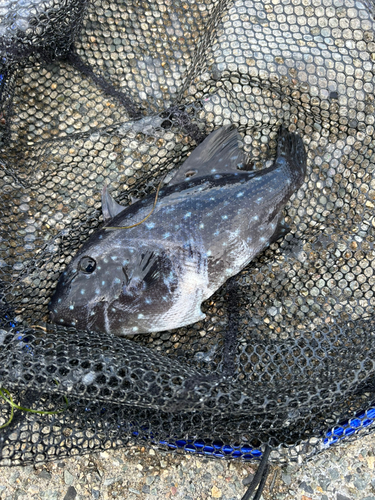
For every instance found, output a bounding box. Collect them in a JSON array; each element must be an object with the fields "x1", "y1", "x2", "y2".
[{"x1": 49, "y1": 125, "x2": 307, "y2": 336}]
